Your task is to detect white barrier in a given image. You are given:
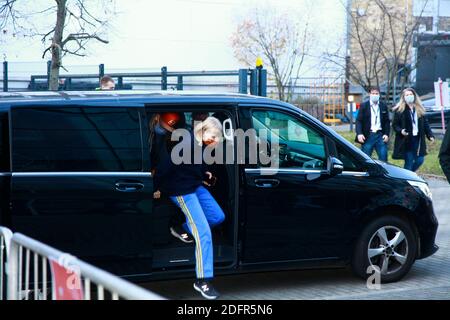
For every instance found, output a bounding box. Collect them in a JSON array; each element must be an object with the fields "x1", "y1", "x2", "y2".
[
  {"x1": 0, "y1": 227, "x2": 13, "y2": 300},
  {"x1": 6, "y1": 233, "x2": 164, "y2": 300}
]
